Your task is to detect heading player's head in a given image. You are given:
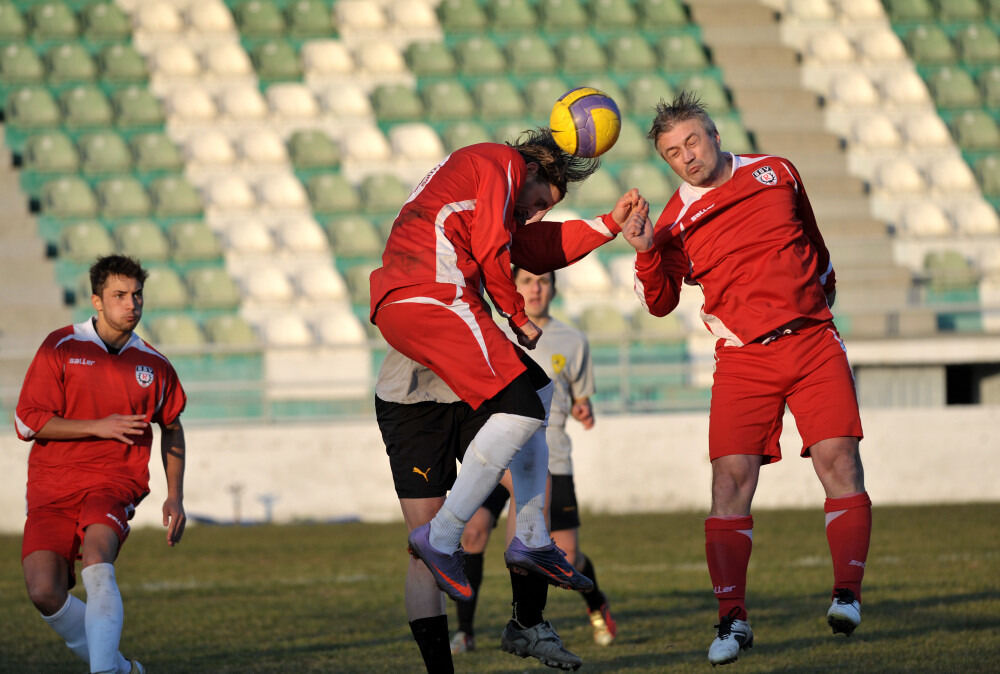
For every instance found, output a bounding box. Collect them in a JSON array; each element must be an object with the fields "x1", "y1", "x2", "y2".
[
  {"x1": 647, "y1": 91, "x2": 727, "y2": 188},
  {"x1": 513, "y1": 266, "x2": 556, "y2": 322},
  {"x1": 509, "y1": 128, "x2": 600, "y2": 225},
  {"x1": 90, "y1": 254, "x2": 148, "y2": 335}
]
